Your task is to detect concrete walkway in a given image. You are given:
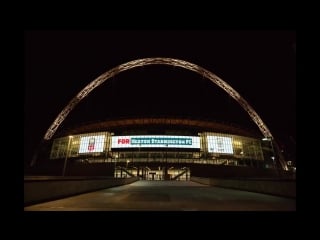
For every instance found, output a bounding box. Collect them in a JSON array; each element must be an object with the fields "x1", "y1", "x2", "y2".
[{"x1": 24, "y1": 180, "x2": 295, "y2": 211}]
